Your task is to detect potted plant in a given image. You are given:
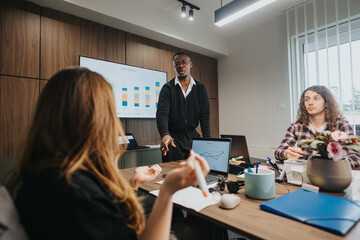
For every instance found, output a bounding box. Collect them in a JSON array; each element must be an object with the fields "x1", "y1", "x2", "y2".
[{"x1": 299, "y1": 130, "x2": 360, "y2": 192}]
